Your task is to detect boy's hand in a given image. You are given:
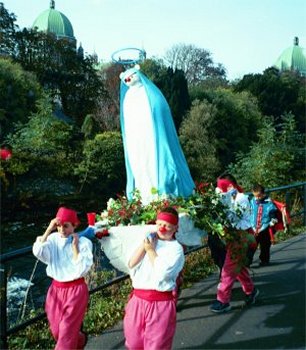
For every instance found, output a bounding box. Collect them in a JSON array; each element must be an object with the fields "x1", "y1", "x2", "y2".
[
  {"x1": 269, "y1": 218, "x2": 278, "y2": 226},
  {"x1": 72, "y1": 233, "x2": 79, "y2": 246},
  {"x1": 47, "y1": 218, "x2": 61, "y2": 232},
  {"x1": 144, "y1": 235, "x2": 158, "y2": 264},
  {"x1": 71, "y1": 233, "x2": 80, "y2": 260},
  {"x1": 144, "y1": 235, "x2": 157, "y2": 252},
  {"x1": 39, "y1": 218, "x2": 59, "y2": 243}
]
